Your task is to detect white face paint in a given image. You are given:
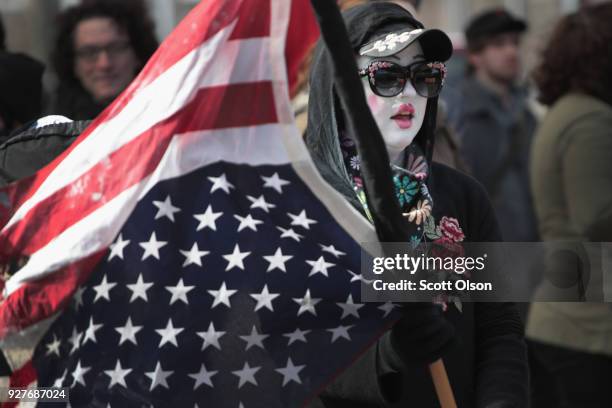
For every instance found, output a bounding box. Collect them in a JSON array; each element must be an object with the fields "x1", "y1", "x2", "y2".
[{"x1": 358, "y1": 41, "x2": 428, "y2": 161}]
